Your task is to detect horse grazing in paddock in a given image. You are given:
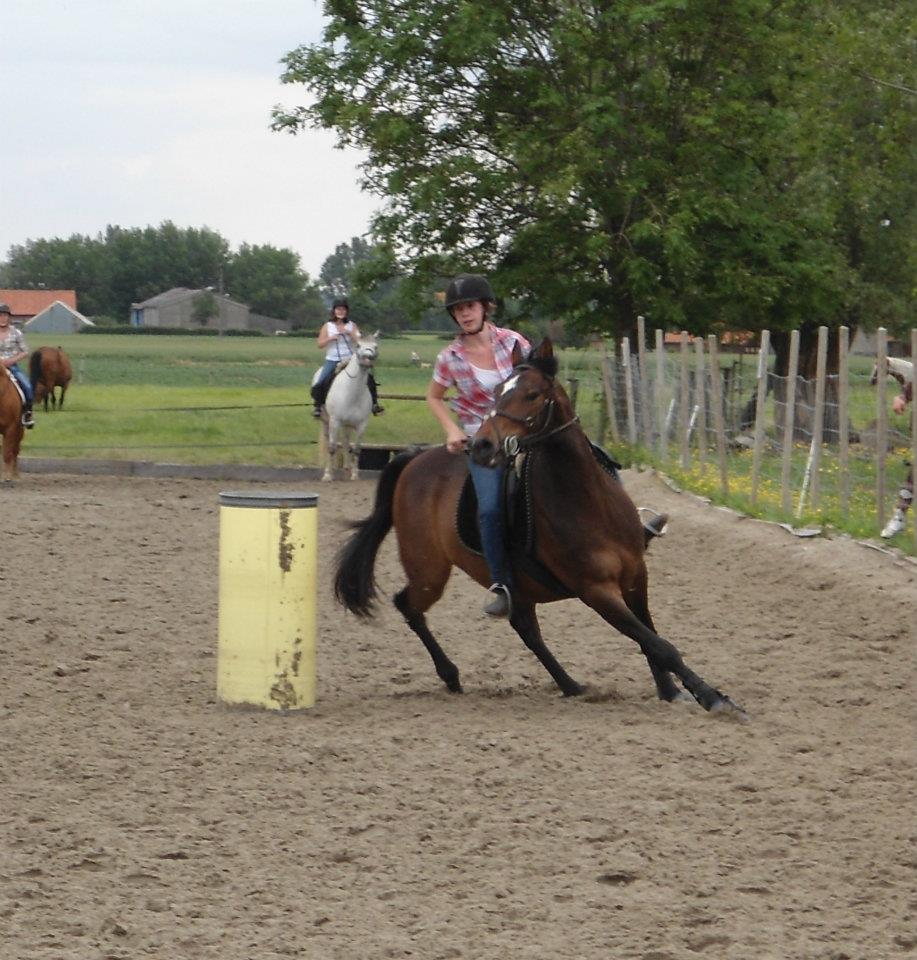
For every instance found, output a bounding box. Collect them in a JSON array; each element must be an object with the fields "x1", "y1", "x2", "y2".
[
  {"x1": 316, "y1": 331, "x2": 380, "y2": 482},
  {"x1": 30, "y1": 346, "x2": 72, "y2": 411},
  {"x1": 0, "y1": 367, "x2": 25, "y2": 482},
  {"x1": 334, "y1": 338, "x2": 744, "y2": 717},
  {"x1": 870, "y1": 356, "x2": 913, "y2": 390}
]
